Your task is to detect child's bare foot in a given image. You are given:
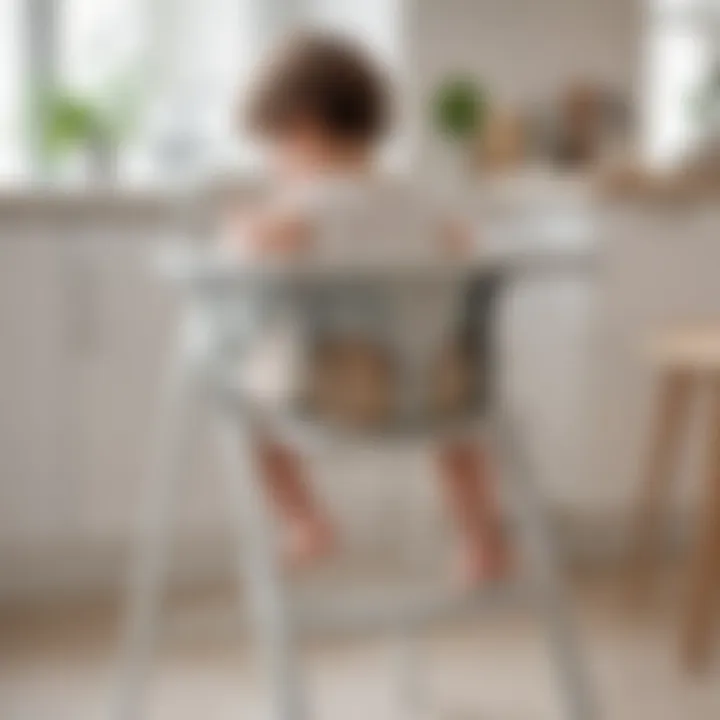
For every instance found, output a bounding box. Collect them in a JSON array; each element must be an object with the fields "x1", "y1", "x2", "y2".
[
  {"x1": 283, "y1": 518, "x2": 336, "y2": 569},
  {"x1": 454, "y1": 532, "x2": 513, "y2": 588}
]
